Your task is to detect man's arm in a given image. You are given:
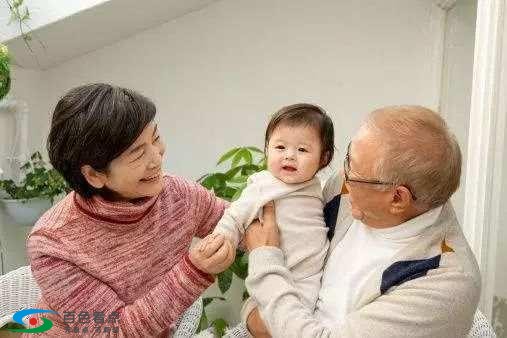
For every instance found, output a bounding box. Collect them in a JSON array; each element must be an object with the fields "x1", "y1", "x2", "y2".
[{"x1": 246, "y1": 246, "x2": 479, "y2": 338}]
